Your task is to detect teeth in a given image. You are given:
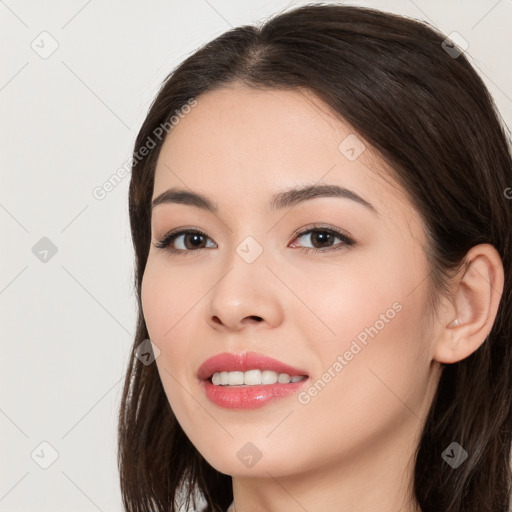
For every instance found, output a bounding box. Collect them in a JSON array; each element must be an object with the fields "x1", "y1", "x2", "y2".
[
  {"x1": 245, "y1": 369, "x2": 262, "y2": 385},
  {"x1": 228, "y1": 371, "x2": 244, "y2": 385},
  {"x1": 210, "y1": 370, "x2": 307, "y2": 386}
]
